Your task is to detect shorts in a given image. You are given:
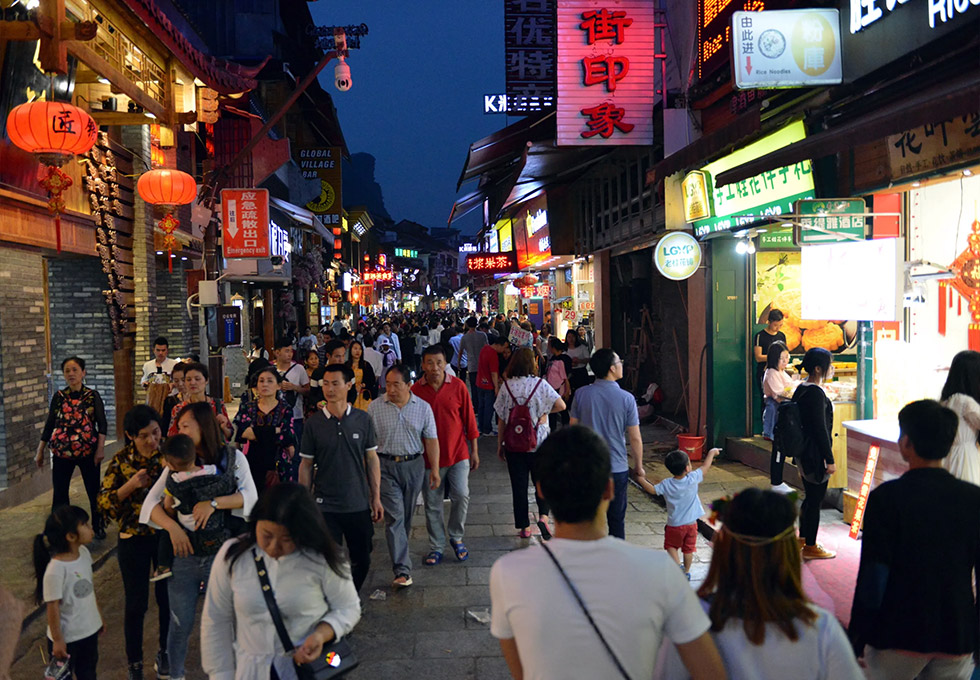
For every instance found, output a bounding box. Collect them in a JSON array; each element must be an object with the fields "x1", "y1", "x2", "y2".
[{"x1": 664, "y1": 523, "x2": 698, "y2": 554}]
